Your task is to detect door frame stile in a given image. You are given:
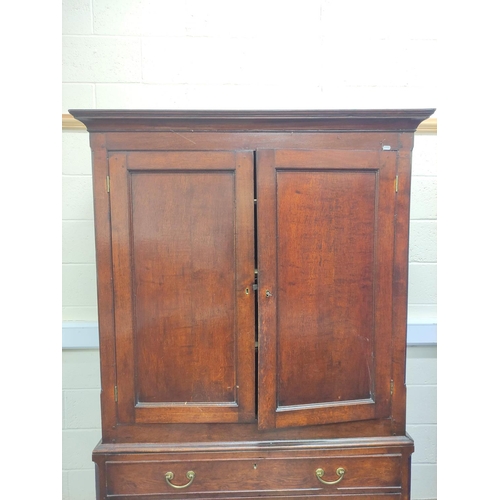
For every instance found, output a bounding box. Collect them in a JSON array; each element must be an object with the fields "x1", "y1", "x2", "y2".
[{"x1": 256, "y1": 149, "x2": 278, "y2": 430}]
